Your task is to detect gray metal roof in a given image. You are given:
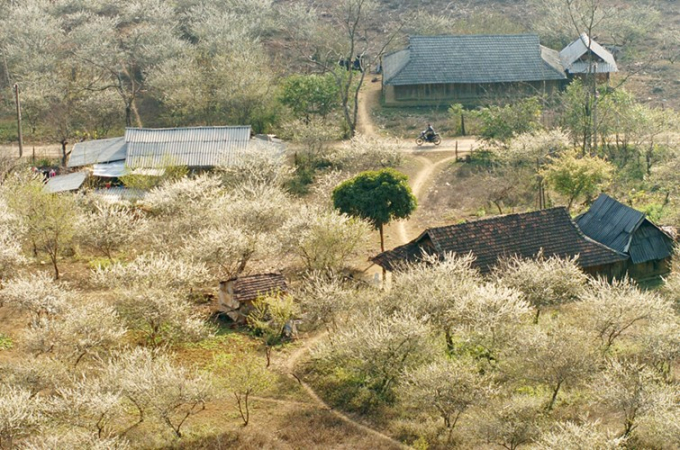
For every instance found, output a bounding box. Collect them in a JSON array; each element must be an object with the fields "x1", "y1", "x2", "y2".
[
  {"x1": 576, "y1": 194, "x2": 673, "y2": 264},
  {"x1": 559, "y1": 33, "x2": 618, "y2": 74},
  {"x1": 68, "y1": 137, "x2": 127, "y2": 168},
  {"x1": 93, "y1": 161, "x2": 127, "y2": 178},
  {"x1": 383, "y1": 34, "x2": 567, "y2": 86},
  {"x1": 125, "y1": 126, "x2": 252, "y2": 169},
  {"x1": 43, "y1": 172, "x2": 88, "y2": 193}
]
